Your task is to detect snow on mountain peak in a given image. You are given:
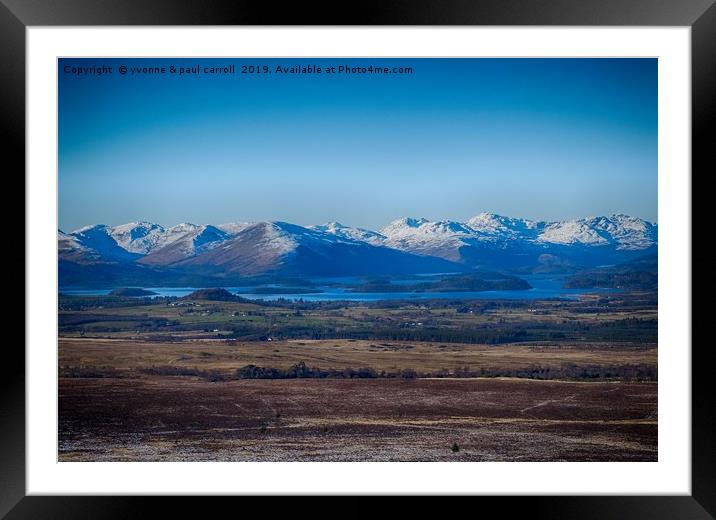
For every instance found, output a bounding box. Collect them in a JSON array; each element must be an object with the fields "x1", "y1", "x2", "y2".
[
  {"x1": 153, "y1": 223, "x2": 231, "y2": 257},
  {"x1": 309, "y1": 221, "x2": 349, "y2": 235},
  {"x1": 467, "y1": 213, "x2": 540, "y2": 236},
  {"x1": 167, "y1": 222, "x2": 200, "y2": 233},
  {"x1": 72, "y1": 223, "x2": 110, "y2": 235},
  {"x1": 108, "y1": 221, "x2": 166, "y2": 254},
  {"x1": 251, "y1": 221, "x2": 299, "y2": 254},
  {"x1": 111, "y1": 221, "x2": 162, "y2": 234},
  {"x1": 322, "y1": 221, "x2": 346, "y2": 230},
  {"x1": 380, "y1": 217, "x2": 429, "y2": 233},
  {"x1": 429, "y1": 220, "x2": 475, "y2": 235},
  {"x1": 309, "y1": 222, "x2": 386, "y2": 245},
  {"x1": 217, "y1": 222, "x2": 253, "y2": 236},
  {"x1": 379, "y1": 218, "x2": 476, "y2": 262}
]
